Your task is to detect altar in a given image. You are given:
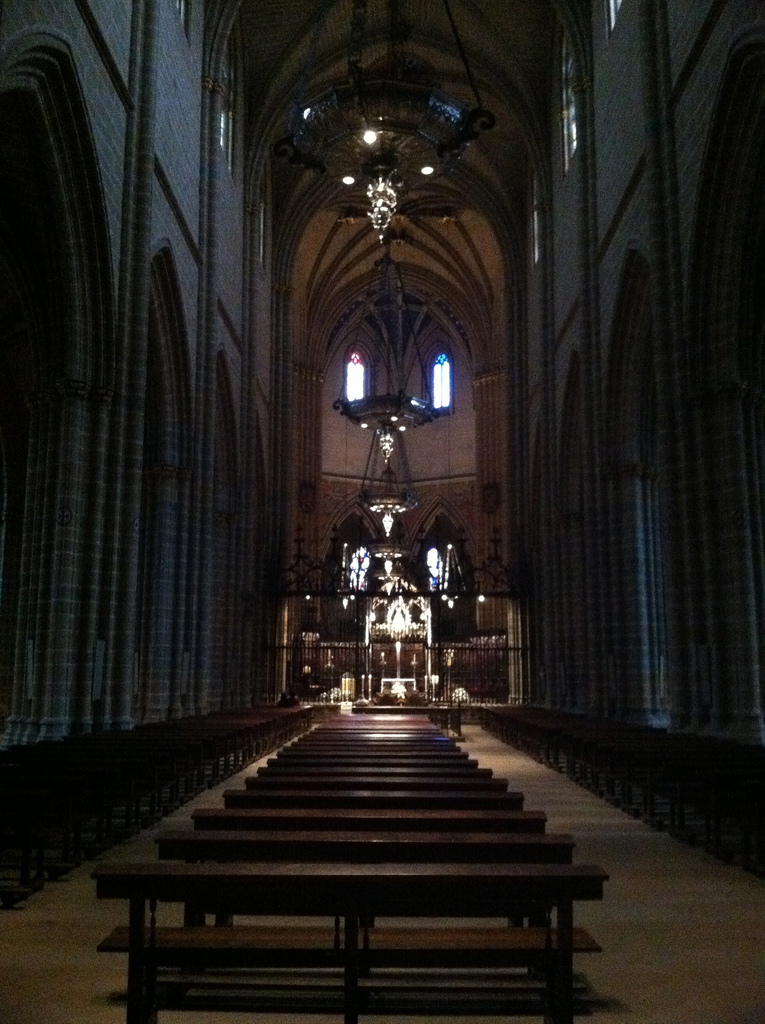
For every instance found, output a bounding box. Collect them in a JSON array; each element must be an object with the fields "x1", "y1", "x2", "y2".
[{"x1": 380, "y1": 676, "x2": 417, "y2": 697}]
